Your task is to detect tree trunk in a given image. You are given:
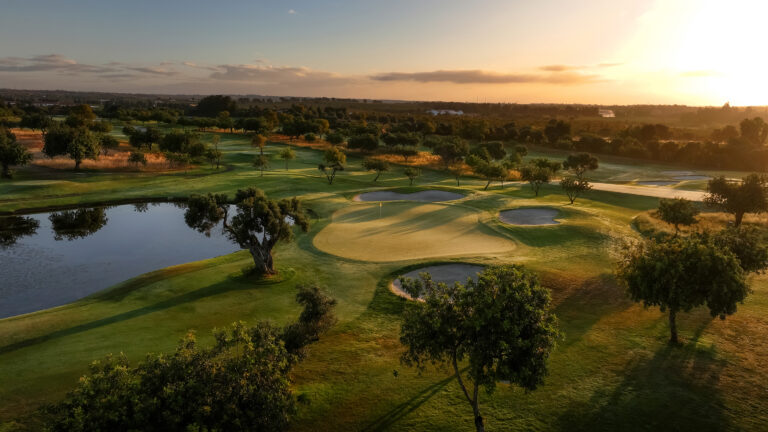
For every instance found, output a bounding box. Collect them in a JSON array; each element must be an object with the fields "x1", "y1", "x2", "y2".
[
  {"x1": 455, "y1": 177, "x2": 460, "y2": 186},
  {"x1": 484, "y1": 180, "x2": 491, "y2": 190},
  {"x1": 249, "y1": 246, "x2": 275, "y2": 275},
  {"x1": 374, "y1": 172, "x2": 381, "y2": 182},
  {"x1": 74, "y1": 159, "x2": 81, "y2": 170},
  {"x1": 473, "y1": 398, "x2": 485, "y2": 432},
  {"x1": 734, "y1": 212, "x2": 744, "y2": 227},
  {"x1": 1, "y1": 163, "x2": 10, "y2": 179},
  {"x1": 669, "y1": 309, "x2": 679, "y2": 344}
]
